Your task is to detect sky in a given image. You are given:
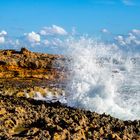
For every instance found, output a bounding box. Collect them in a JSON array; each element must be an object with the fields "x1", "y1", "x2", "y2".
[
  {"x1": 0, "y1": 0, "x2": 140, "y2": 52},
  {"x1": 0, "y1": 0, "x2": 140, "y2": 35}
]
